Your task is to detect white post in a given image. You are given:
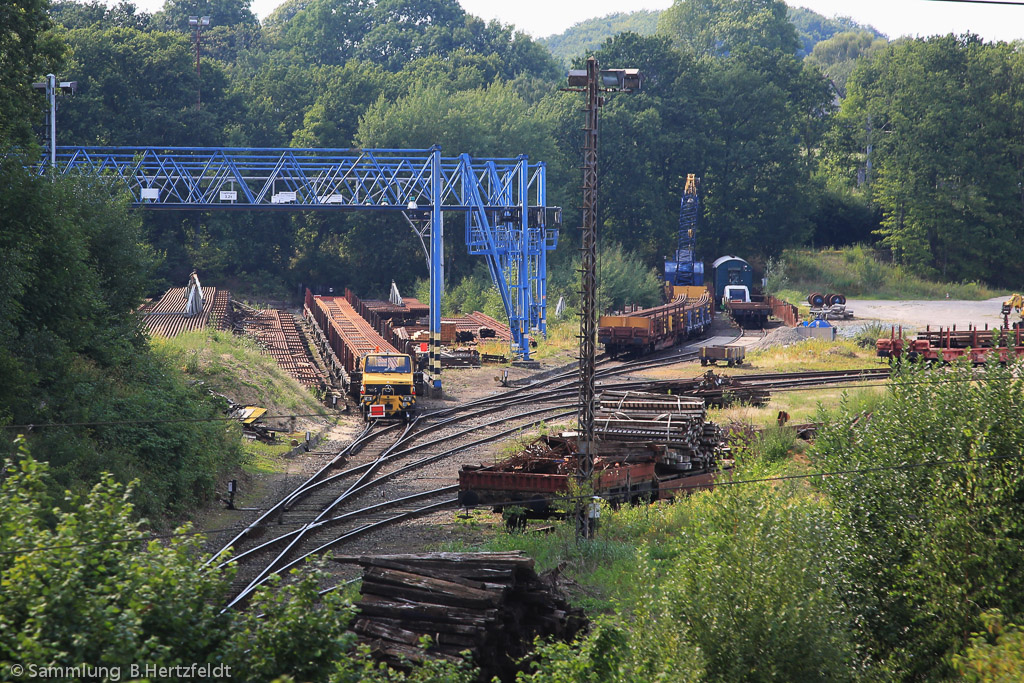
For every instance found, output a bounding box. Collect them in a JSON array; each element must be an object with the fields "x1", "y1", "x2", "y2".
[{"x1": 47, "y1": 73, "x2": 56, "y2": 169}]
